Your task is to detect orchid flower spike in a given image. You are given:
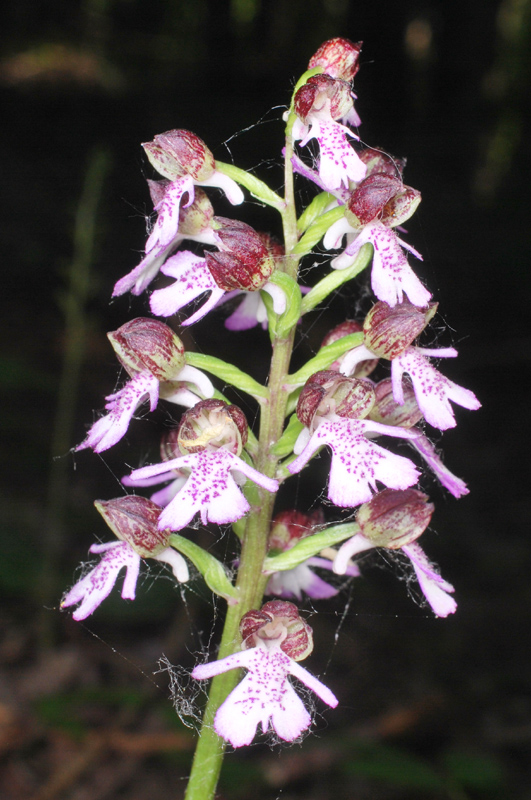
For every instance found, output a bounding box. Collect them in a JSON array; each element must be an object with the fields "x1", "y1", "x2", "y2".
[
  {"x1": 192, "y1": 601, "x2": 337, "y2": 747},
  {"x1": 76, "y1": 319, "x2": 214, "y2": 453},
  {"x1": 126, "y1": 400, "x2": 278, "y2": 531},
  {"x1": 61, "y1": 497, "x2": 189, "y2": 620}
]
